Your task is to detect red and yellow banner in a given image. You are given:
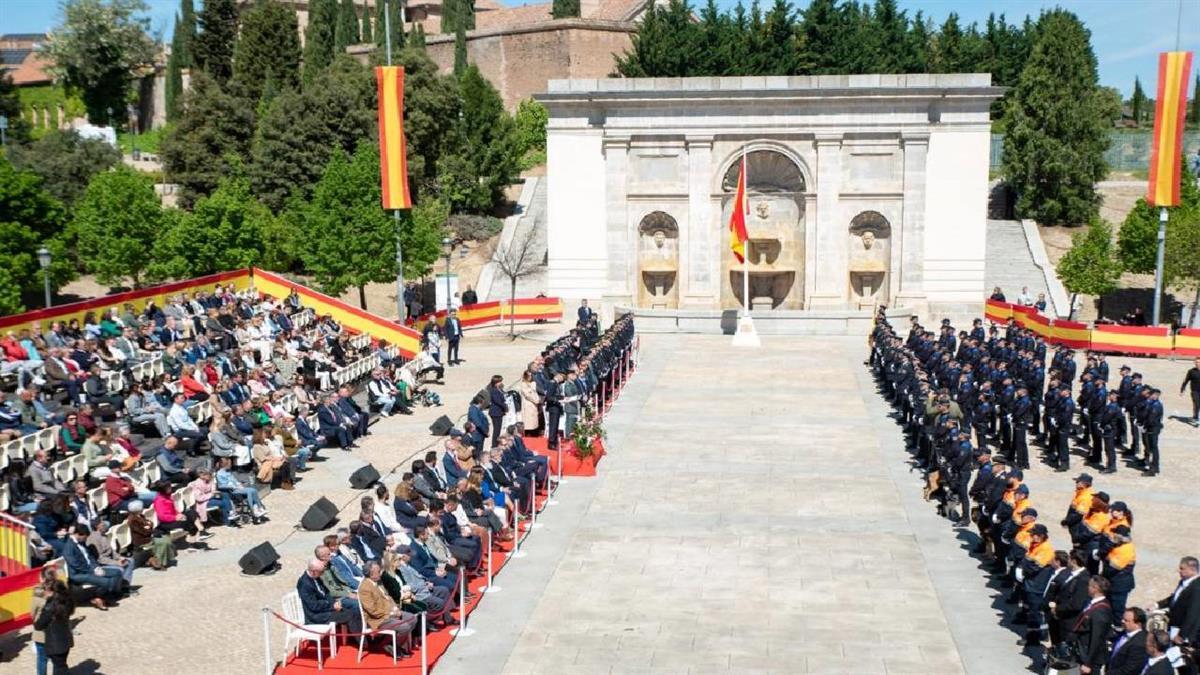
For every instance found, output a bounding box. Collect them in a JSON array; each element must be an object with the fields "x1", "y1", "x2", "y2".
[
  {"x1": 0, "y1": 269, "x2": 252, "y2": 337},
  {"x1": 1050, "y1": 319, "x2": 1092, "y2": 350},
  {"x1": 1090, "y1": 324, "x2": 1174, "y2": 356},
  {"x1": 1175, "y1": 329, "x2": 1200, "y2": 357},
  {"x1": 984, "y1": 299, "x2": 1012, "y2": 324},
  {"x1": 376, "y1": 66, "x2": 412, "y2": 211},
  {"x1": 0, "y1": 567, "x2": 41, "y2": 635},
  {"x1": 411, "y1": 298, "x2": 564, "y2": 332},
  {"x1": 1147, "y1": 51, "x2": 1194, "y2": 206},
  {"x1": 729, "y1": 153, "x2": 749, "y2": 263},
  {"x1": 251, "y1": 269, "x2": 422, "y2": 358}
]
